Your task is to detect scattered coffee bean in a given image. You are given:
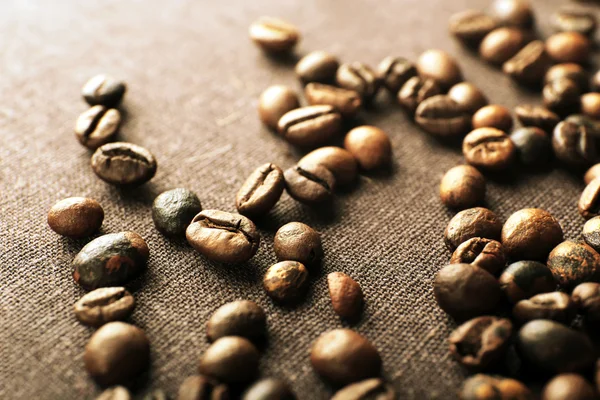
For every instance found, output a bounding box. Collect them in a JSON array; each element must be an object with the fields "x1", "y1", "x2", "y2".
[
  {"x1": 415, "y1": 95, "x2": 471, "y2": 138},
  {"x1": 491, "y1": 0, "x2": 534, "y2": 28},
  {"x1": 542, "y1": 374, "x2": 597, "y2": 400},
  {"x1": 472, "y1": 105, "x2": 513, "y2": 132},
  {"x1": 510, "y1": 127, "x2": 552, "y2": 165},
  {"x1": 263, "y1": 261, "x2": 309, "y2": 303},
  {"x1": 586, "y1": 165, "x2": 600, "y2": 185},
  {"x1": 274, "y1": 222, "x2": 323, "y2": 266},
  {"x1": 336, "y1": 62, "x2": 380, "y2": 100},
  {"x1": 236, "y1": 163, "x2": 284, "y2": 217},
  {"x1": 295, "y1": 50, "x2": 339, "y2": 84},
  {"x1": 331, "y1": 378, "x2": 395, "y2": 400},
  {"x1": 553, "y1": 118, "x2": 598, "y2": 168},
  {"x1": 449, "y1": 10, "x2": 498, "y2": 45},
  {"x1": 75, "y1": 106, "x2": 120, "y2": 150},
  {"x1": 152, "y1": 188, "x2": 202, "y2": 236},
  {"x1": 581, "y1": 93, "x2": 600, "y2": 120},
  {"x1": 546, "y1": 32, "x2": 591, "y2": 64},
  {"x1": 249, "y1": 17, "x2": 299, "y2": 53},
  {"x1": 177, "y1": 375, "x2": 229, "y2": 400},
  {"x1": 463, "y1": 128, "x2": 516, "y2": 171},
  {"x1": 82, "y1": 74, "x2": 126, "y2": 107},
  {"x1": 96, "y1": 386, "x2": 131, "y2": 400},
  {"x1": 513, "y1": 292, "x2": 576, "y2": 324},
  {"x1": 547, "y1": 240, "x2": 600, "y2": 289},
  {"x1": 514, "y1": 104, "x2": 560, "y2": 134},
  {"x1": 74, "y1": 287, "x2": 135, "y2": 327},
  {"x1": 397, "y1": 76, "x2": 441, "y2": 114},
  {"x1": 199, "y1": 336, "x2": 259, "y2": 384},
  {"x1": 583, "y1": 216, "x2": 600, "y2": 252},
  {"x1": 543, "y1": 77, "x2": 581, "y2": 115},
  {"x1": 206, "y1": 300, "x2": 266, "y2": 343},
  {"x1": 479, "y1": 27, "x2": 526, "y2": 65},
  {"x1": 327, "y1": 272, "x2": 363, "y2": 320},
  {"x1": 448, "y1": 82, "x2": 488, "y2": 114},
  {"x1": 91, "y1": 142, "x2": 157, "y2": 186},
  {"x1": 503, "y1": 40, "x2": 552, "y2": 85},
  {"x1": 376, "y1": 56, "x2": 417, "y2": 94},
  {"x1": 304, "y1": 83, "x2": 362, "y2": 118},
  {"x1": 186, "y1": 210, "x2": 260, "y2": 264},
  {"x1": 416, "y1": 49, "x2": 462, "y2": 89},
  {"x1": 242, "y1": 378, "x2": 296, "y2": 400},
  {"x1": 460, "y1": 375, "x2": 532, "y2": 400},
  {"x1": 450, "y1": 238, "x2": 506, "y2": 275},
  {"x1": 572, "y1": 282, "x2": 600, "y2": 327},
  {"x1": 143, "y1": 390, "x2": 167, "y2": 400},
  {"x1": 551, "y1": 8, "x2": 597, "y2": 36},
  {"x1": 440, "y1": 166, "x2": 486, "y2": 210},
  {"x1": 545, "y1": 63, "x2": 589, "y2": 91},
  {"x1": 277, "y1": 105, "x2": 342, "y2": 148},
  {"x1": 580, "y1": 178, "x2": 600, "y2": 219},
  {"x1": 445, "y1": 207, "x2": 502, "y2": 251},
  {"x1": 499, "y1": 261, "x2": 557, "y2": 304},
  {"x1": 344, "y1": 126, "x2": 392, "y2": 170},
  {"x1": 47, "y1": 197, "x2": 104, "y2": 238},
  {"x1": 299, "y1": 146, "x2": 358, "y2": 186},
  {"x1": 258, "y1": 85, "x2": 300, "y2": 130},
  {"x1": 284, "y1": 163, "x2": 335, "y2": 204}
]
